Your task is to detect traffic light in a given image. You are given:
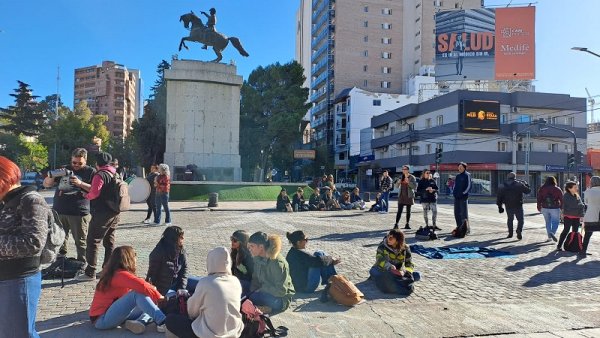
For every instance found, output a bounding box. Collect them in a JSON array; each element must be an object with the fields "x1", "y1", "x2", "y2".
[
  {"x1": 567, "y1": 153, "x2": 576, "y2": 167},
  {"x1": 435, "y1": 147, "x2": 443, "y2": 164},
  {"x1": 576, "y1": 150, "x2": 584, "y2": 165}
]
